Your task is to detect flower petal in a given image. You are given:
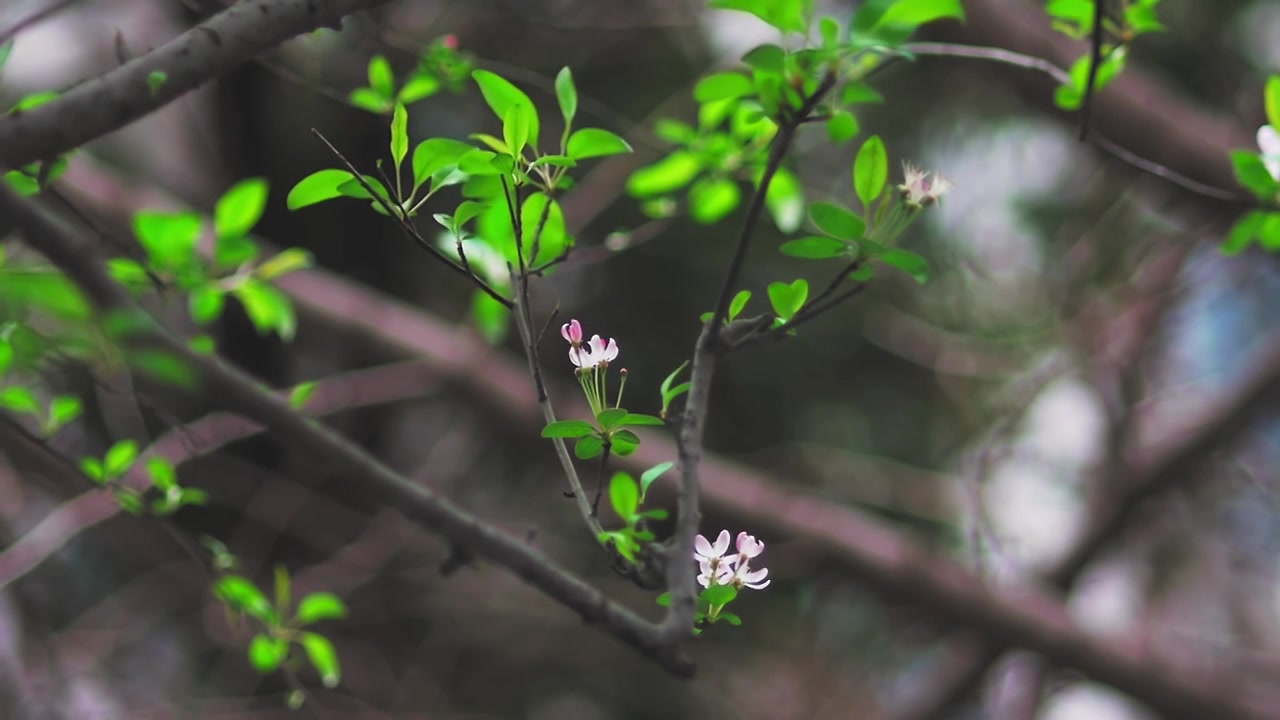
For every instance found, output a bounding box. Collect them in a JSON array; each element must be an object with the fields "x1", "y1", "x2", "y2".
[
  {"x1": 712, "y1": 529, "x2": 730, "y2": 556},
  {"x1": 694, "y1": 533, "x2": 713, "y2": 559}
]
